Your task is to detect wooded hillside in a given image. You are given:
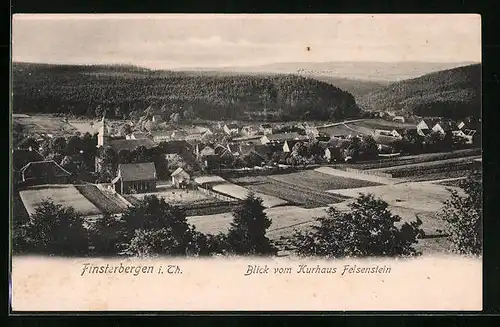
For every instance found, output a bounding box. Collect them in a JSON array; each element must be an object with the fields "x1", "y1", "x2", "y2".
[
  {"x1": 360, "y1": 64, "x2": 481, "y2": 118},
  {"x1": 12, "y1": 63, "x2": 360, "y2": 121}
]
